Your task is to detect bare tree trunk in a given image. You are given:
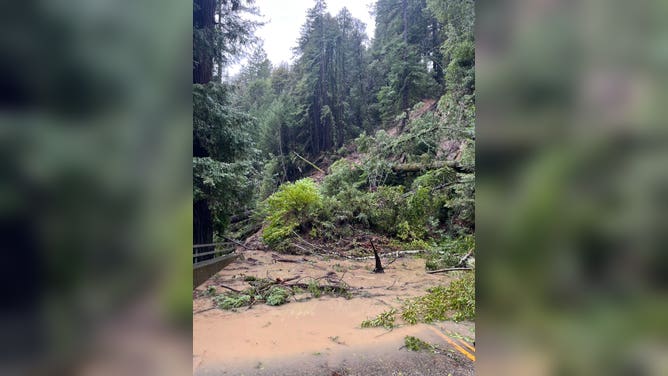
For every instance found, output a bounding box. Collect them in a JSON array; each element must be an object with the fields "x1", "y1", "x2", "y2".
[
  {"x1": 432, "y1": 18, "x2": 444, "y2": 86},
  {"x1": 401, "y1": 0, "x2": 409, "y2": 129},
  {"x1": 193, "y1": 199, "x2": 214, "y2": 262},
  {"x1": 193, "y1": 0, "x2": 216, "y2": 84},
  {"x1": 193, "y1": 0, "x2": 216, "y2": 261}
]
